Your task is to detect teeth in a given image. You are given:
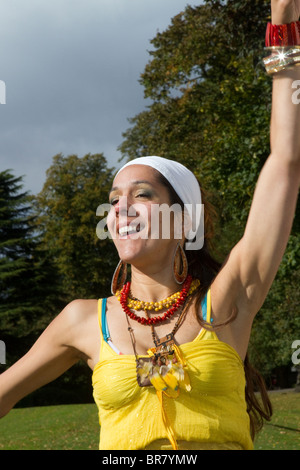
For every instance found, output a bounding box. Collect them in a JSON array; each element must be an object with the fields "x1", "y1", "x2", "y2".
[{"x1": 119, "y1": 225, "x2": 139, "y2": 236}]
